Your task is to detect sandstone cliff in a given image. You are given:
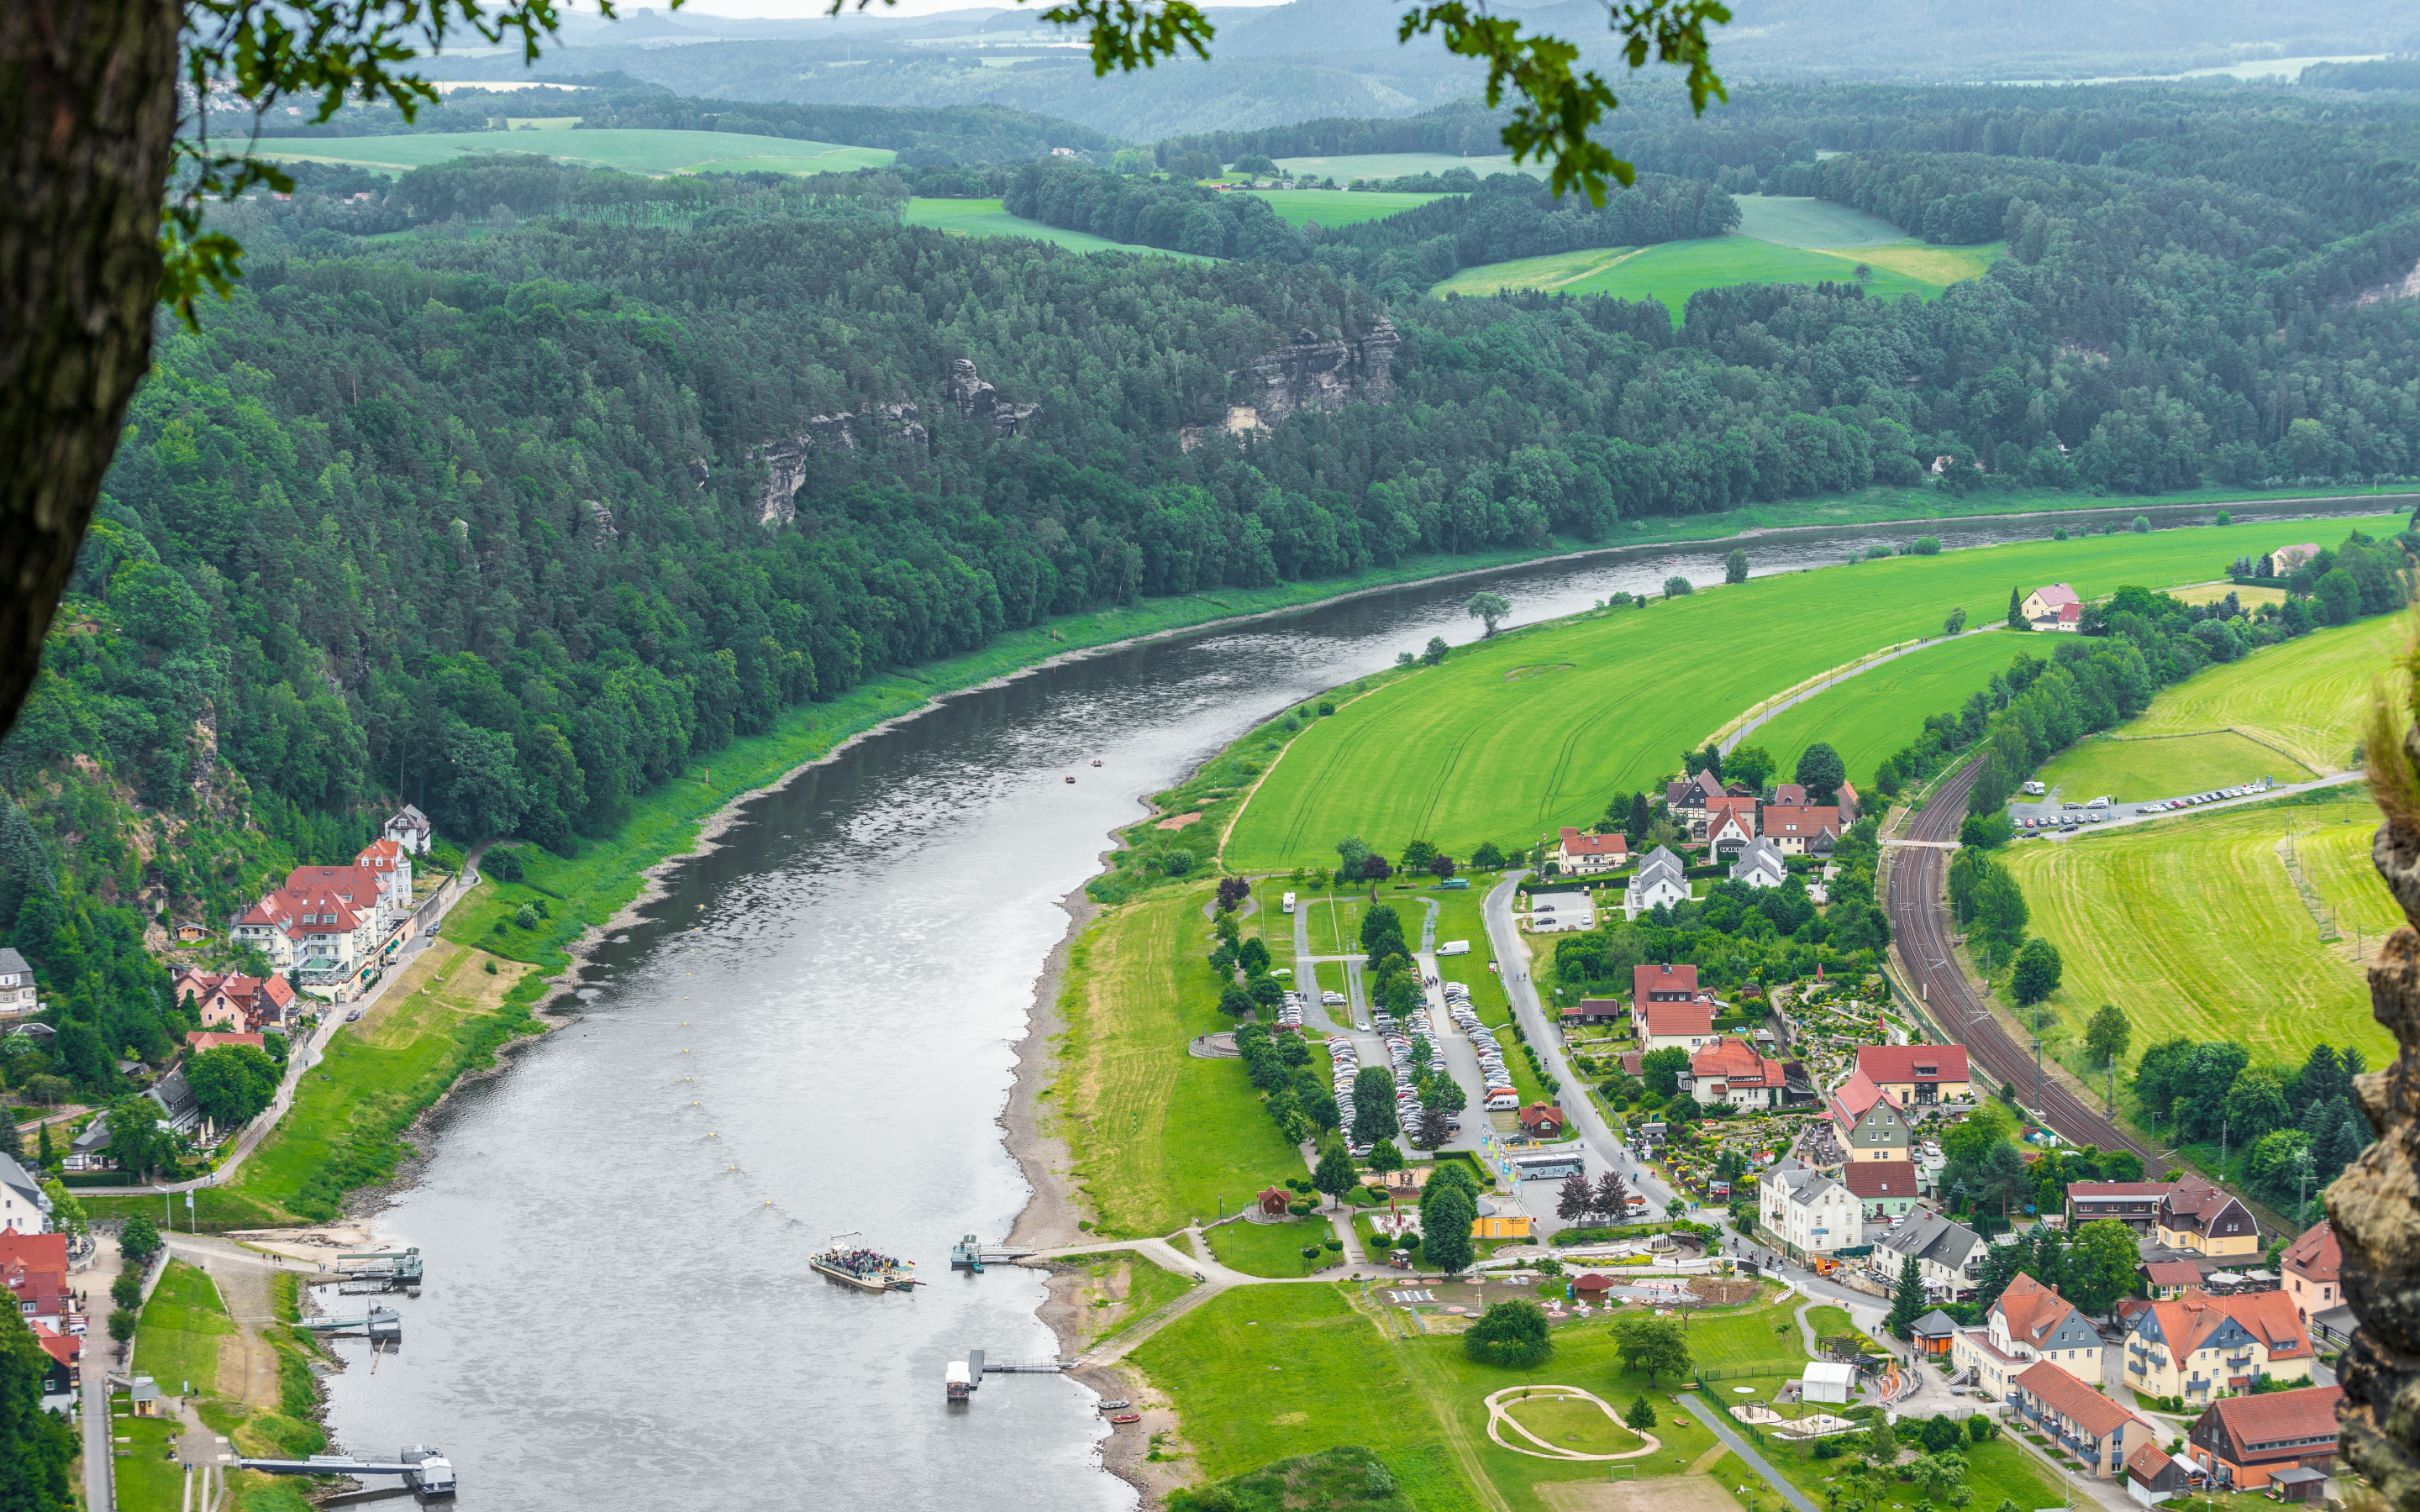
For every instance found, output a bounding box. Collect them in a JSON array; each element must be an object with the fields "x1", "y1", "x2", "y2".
[
  {"x1": 753, "y1": 359, "x2": 1035, "y2": 525},
  {"x1": 1182, "y1": 318, "x2": 1400, "y2": 449}
]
